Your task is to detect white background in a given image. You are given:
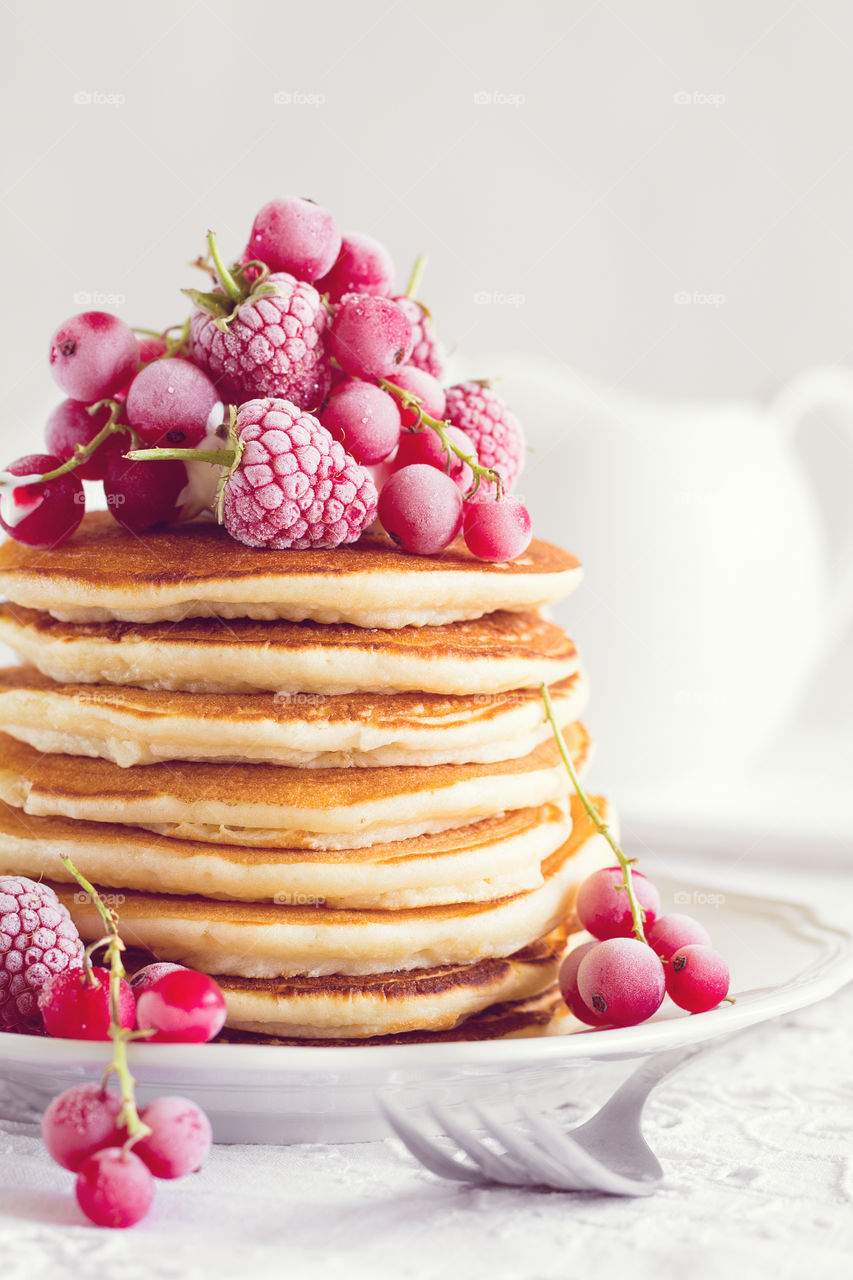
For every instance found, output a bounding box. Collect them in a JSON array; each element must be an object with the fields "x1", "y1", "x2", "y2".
[{"x1": 1, "y1": 0, "x2": 852, "y2": 843}]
